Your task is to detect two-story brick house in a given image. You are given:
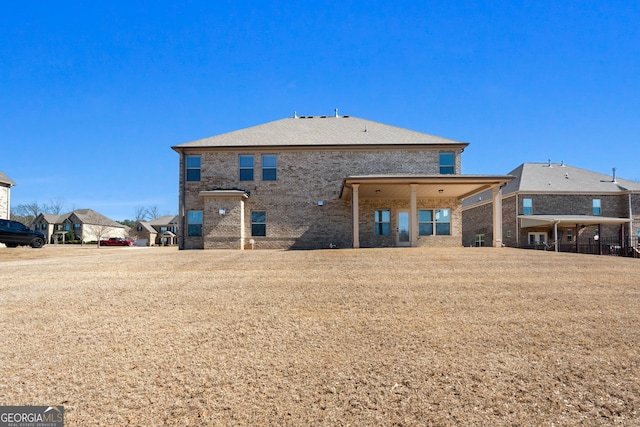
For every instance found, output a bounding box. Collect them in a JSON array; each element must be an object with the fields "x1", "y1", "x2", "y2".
[
  {"x1": 33, "y1": 209, "x2": 128, "y2": 244},
  {"x1": 172, "y1": 113, "x2": 512, "y2": 250},
  {"x1": 130, "y1": 215, "x2": 179, "y2": 246},
  {"x1": 462, "y1": 162, "x2": 640, "y2": 255}
]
